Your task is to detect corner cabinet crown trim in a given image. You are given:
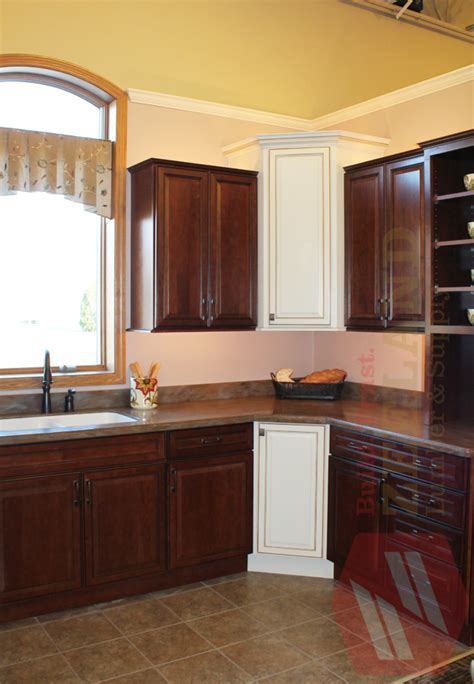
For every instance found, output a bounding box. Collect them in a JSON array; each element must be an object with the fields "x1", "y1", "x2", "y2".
[{"x1": 224, "y1": 131, "x2": 390, "y2": 330}]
